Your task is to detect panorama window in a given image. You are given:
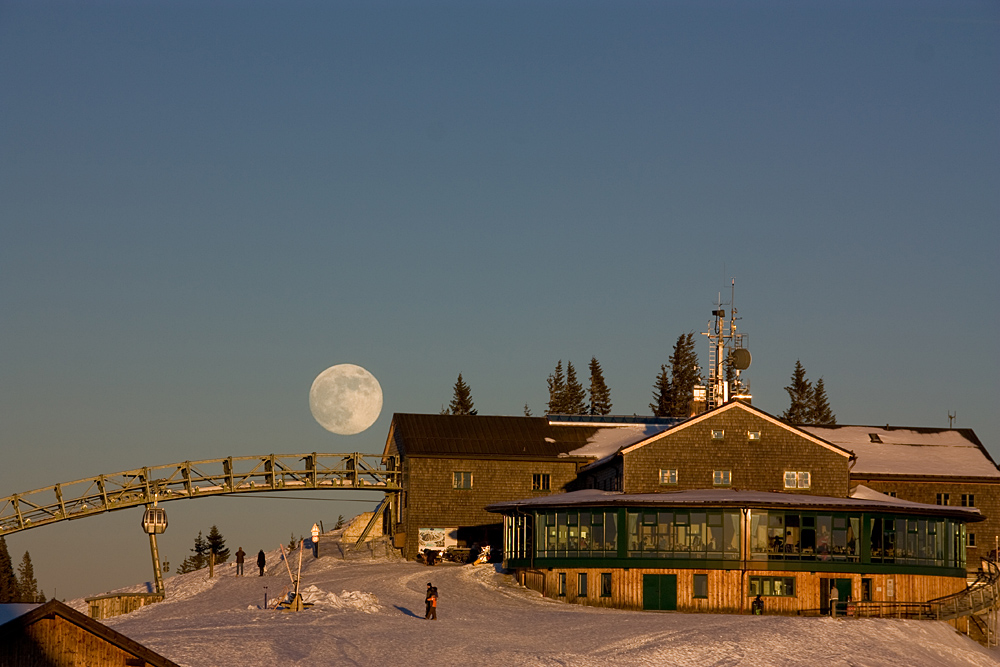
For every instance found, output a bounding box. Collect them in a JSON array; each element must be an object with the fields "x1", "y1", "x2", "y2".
[
  {"x1": 453, "y1": 471, "x2": 473, "y2": 489},
  {"x1": 713, "y1": 470, "x2": 731, "y2": 486},
  {"x1": 536, "y1": 510, "x2": 618, "y2": 558},
  {"x1": 751, "y1": 511, "x2": 860, "y2": 563},
  {"x1": 659, "y1": 469, "x2": 678, "y2": 485},
  {"x1": 869, "y1": 515, "x2": 965, "y2": 568},
  {"x1": 627, "y1": 509, "x2": 740, "y2": 560},
  {"x1": 532, "y1": 473, "x2": 551, "y2": 491}
]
